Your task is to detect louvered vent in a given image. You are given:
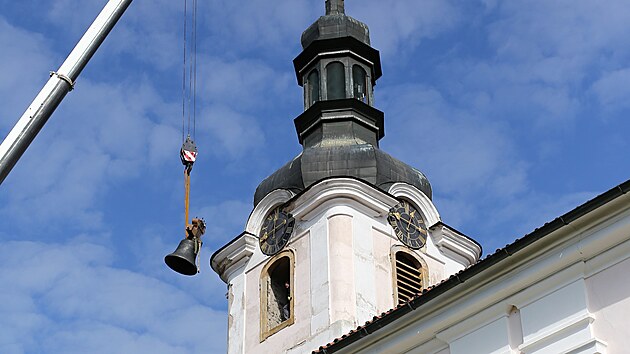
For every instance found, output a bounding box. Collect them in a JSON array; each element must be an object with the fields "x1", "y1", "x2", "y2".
[{"x1": 395, "y1": 252, "x2": 423, "y2": 305}]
